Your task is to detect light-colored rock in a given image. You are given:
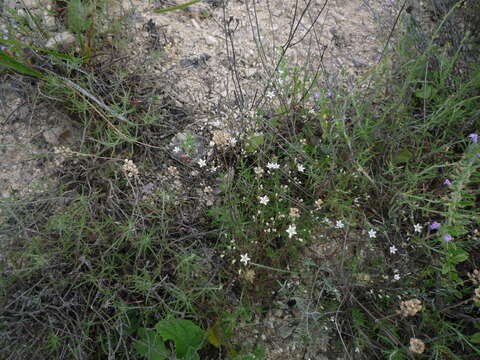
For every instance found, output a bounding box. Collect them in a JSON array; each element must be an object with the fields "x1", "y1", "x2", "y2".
[
  {"x1": 43, "y1": 13, "x2": 56, "y2": 30},
  {"x1": 43, "y1": 126, "x2": 66, "y2": 145},
  {"x1": 204, "y1": 35, "x2": 217, "y2": 46},
  {"x1": 21, "y1": 0, "x2": 42, "y2": 8},
  {"x1": 45, "y1": 31, "x2": 76, "y2": 49}
]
